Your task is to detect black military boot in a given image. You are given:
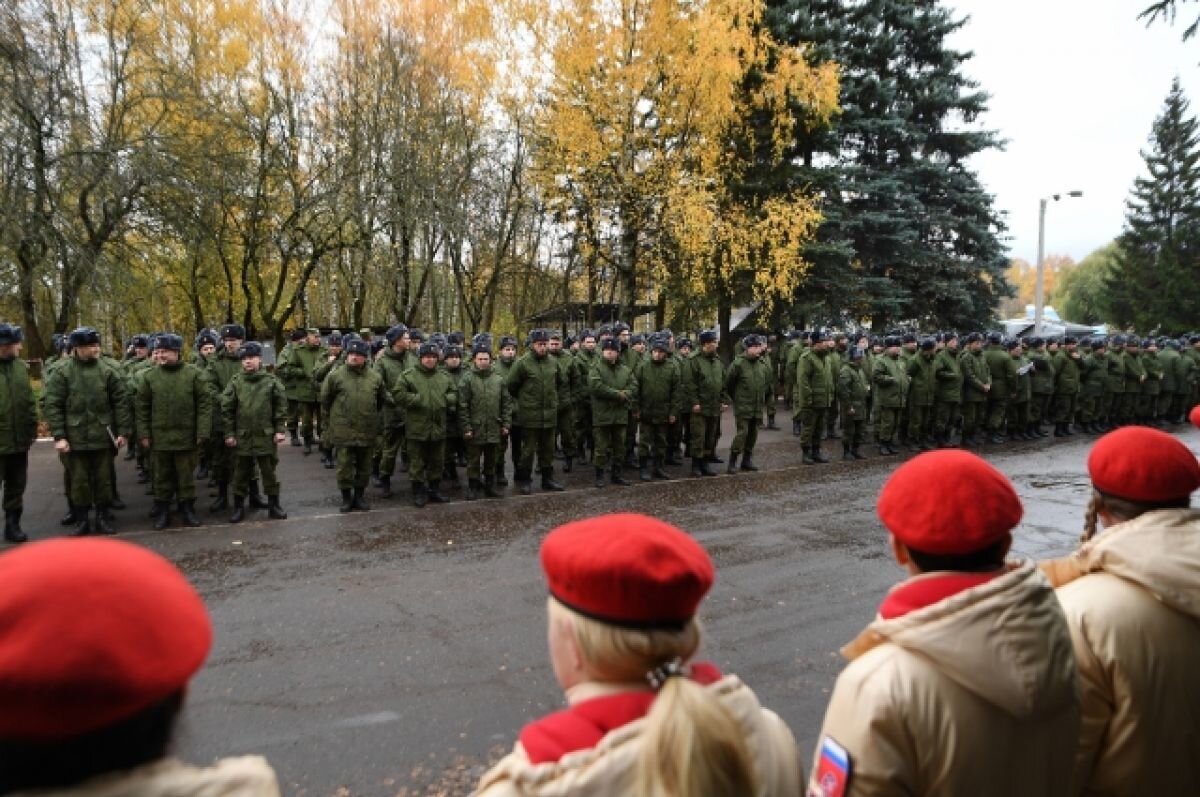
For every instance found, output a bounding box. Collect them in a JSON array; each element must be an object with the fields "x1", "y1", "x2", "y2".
[
  {"x1": 321, "y1": 448, "x2": 335, "y2": 469},
  {"x1": 665, "y1": 449, "x2": 682, "y2": 466},
  {"x1": 690, "y1": 458, "x2": 705, "y2": 478},
  {"x1": 413, "y1": 482, "x2": 428, "y2": 508},
  {"x1": 767, "y1": 417, "x2": 780, "y2": 430},
  {"x1": 352, "y1": 488, "x2": 371, "y2": 511},
  {"x1": 707, "y1": 452, "x2": 724, "y2": 464},
  {"x1": 879, "y1": 442, "x2": 896, "y2": 456},
  {"x1": 699, "y1": 457, "x2": 717, "y2": 477},
  {"x1": 248, "y1": 481, "x2": 268, "y2": 509},
  {"x1": 110, "y1": 494, "x2": 126, "y2": 510},
  {"x1": 595, "y1": 466, "x2": 607, "y2": 488},
  {"x1": 266, "y1": 496, "x2": 287, "y2": 519},
  {"x1": 180, "y1": 500, "x2": 202, "y2": 527},
  {"x1": 379, "y1": 475, "x2": 392, "y2": 498},
  {"x1": 541, "y1": 469, "x2": 565, "y2": 492},
  {"x1": 726, "y1": 453, "x2": 739, "y2": 474},
  {"x1": 229, "y1": 496, "x2": 246, "y2": 523},
  {"x1": 792, "y1": 419, "x2": 802, "y2": 436},
  {"x1": 93, "y1": 507, "x2": 115, "y2": 535},
  {"x1": 1053, "y1": 423, "x2": 1065, "y2": 437},
  {"x1": 4, "y1": 511, "x2": 27, "y2": 543},
  {"x1": 372, "y1": 464, "x2": 382, "y2": 487},
  {"x1": 652, "y1": 458, "x2": 672, "y2": 480},
  {"x1": 610, "y1": 466, "x2": 631, "y2": 486},
  {"x1": 843, "y1": 444, "x2": 853, "y2": 461},
  {"x1": 443, "y1": 462, "x2": 460, "y2": 488},
  {"x1": 70, "y1": 506, "x2": 90, "y2": 536},
  {"x1": 60, "y1": 505, "x2": 79, "y2": 526},
  {"x1": 802, "y1": 445, "x2": 816, "y2": 465},
  {"x1": 640, "y1": 457, "x2": 653, "y2": 481},
  {"x1": 740, "y1": 453, "x2": 759, "y2": 472},
  {"x1": 427, "y1": 482, "x2": 450, "y2": 503},
  {"x1": 1063, "y1": 423, "x2": 1075, "y2": 436},
  {"x1": 339, "y1": 489, "x2": 354, "y2": 513},
  {"x1": 466, "y1": 479, "x2": 480, "y2": 500},
  {"x1": 484, "y1": 477, "x2": 502, "y2": 498},
  {"x1": 210, "y1": 483, "x2": 229, "y2": 512},
  {"x1": 152, "y1": 501, "x2": 171, "y2": 531},
  {"x1": 196, "y1": 460, "x2": 210, "y2": 480},
  {"x1": 303, "y1": 437, "x2": 314, "y2": 455},
  {"x1": 563, "y1": 454, "x2": 573, "y2": 474},
  {"x1": 518, "y1": 477, "x2": 532, "y2": 496},
  {"x1": 813, "y1": 444, "x2": 830, "y2": 463},
  {"x1": 495, "y1": 464, "x2": 509, "y2": 487},
  {"x1": 852, "y1": 447, "x2": 866, "y2": 460}
]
